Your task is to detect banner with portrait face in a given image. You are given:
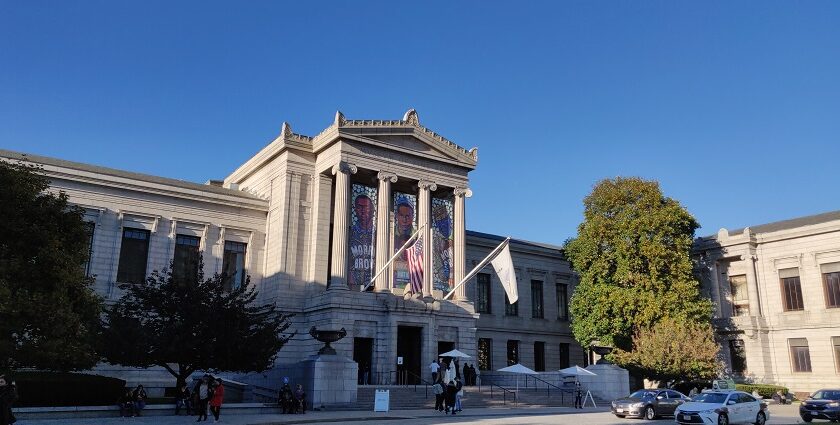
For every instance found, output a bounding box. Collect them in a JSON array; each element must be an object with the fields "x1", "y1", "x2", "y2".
[
  {"x1": 432, "y1": 197, "x2": 454, "y2": 291},
  {"x1": 349, "y1": 184, "x2": 377, "y2": 289},
  {"x1": 392, "y1": 192, "x2": 417, "y2": 289}
]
